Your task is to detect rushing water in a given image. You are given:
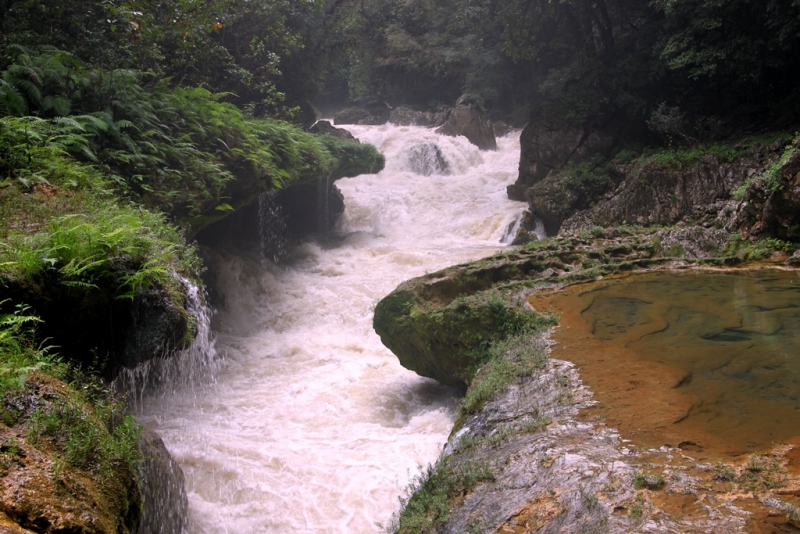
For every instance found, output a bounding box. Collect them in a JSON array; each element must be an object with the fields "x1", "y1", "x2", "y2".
[{"x1": 136, "y1": 125, "x2": 528, "y2": 533}]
